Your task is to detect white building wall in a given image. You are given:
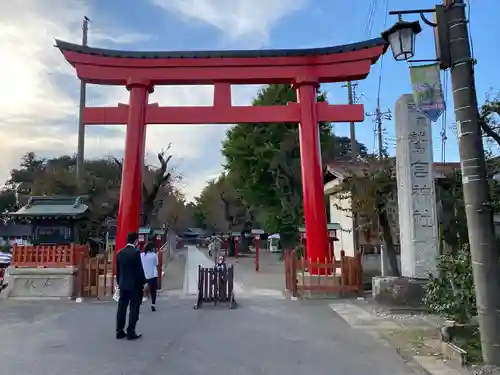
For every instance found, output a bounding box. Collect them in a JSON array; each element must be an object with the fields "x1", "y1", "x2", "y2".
[{"x1": 327, "y1": 182, "x2": 354, "y2": 257}]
